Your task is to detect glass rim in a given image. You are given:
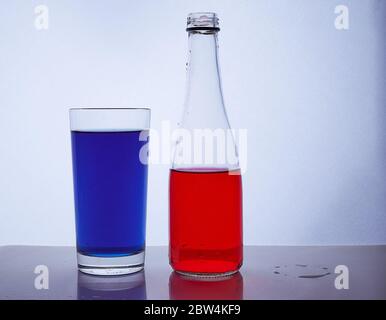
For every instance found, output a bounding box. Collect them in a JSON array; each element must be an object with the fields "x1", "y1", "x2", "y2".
[
  {"x1": 69, "y1": 107, "x2": 151, "y2": 131},
  {"x1": 69, "y1": 107, "x2": 151, "y2": 111}
]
